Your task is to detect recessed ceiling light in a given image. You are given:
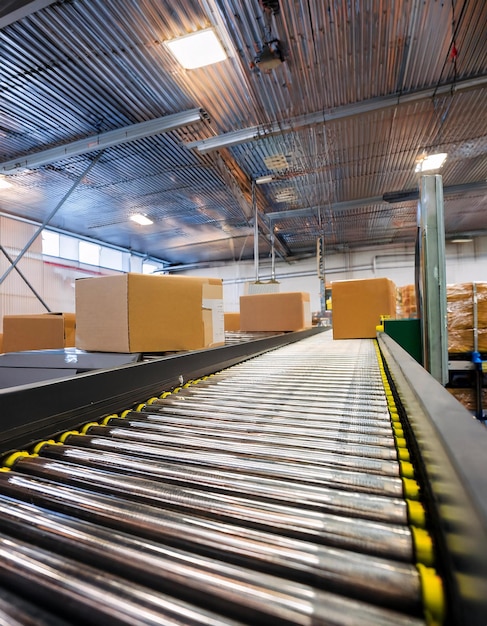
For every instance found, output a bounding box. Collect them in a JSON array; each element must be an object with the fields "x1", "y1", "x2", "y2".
[
  {"x1": 450, "y1": 237, "x2": 473, "y2": 243},
  {"x1": 275, "y1": 187, "x2": 297, "y2": 202},
  {"x1": 264, "y1": 154, "x2": 289, "y2": 171},
  {"x1": 0, "y1": 177, "x2": 13, "y2": 189},
  {"x1": 166, "y1": 29, "x2": 227, "y2": 69},
  {"x1": 130, "y1": 214, "x2": 153, "y2": 226},
  {"x1": 415, "y1": 153, "x2": 448, "y2": 173}
]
